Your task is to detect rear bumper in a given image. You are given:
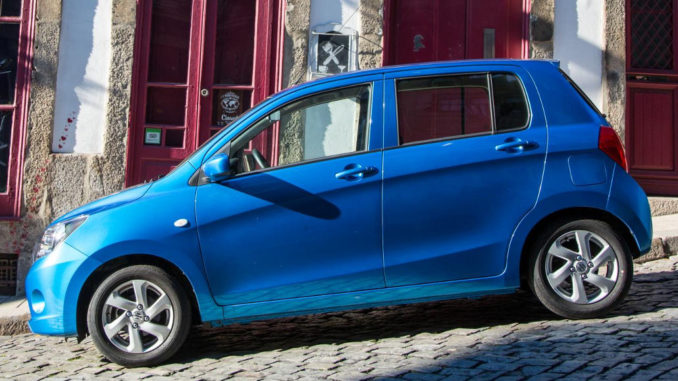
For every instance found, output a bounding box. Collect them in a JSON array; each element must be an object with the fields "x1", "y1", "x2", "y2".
[
  {"x1": 25, "y1": 243, "x2": 101, "y2": 336},
  {"x1": 606, "y1": 166, "x2": 653, "y2": 255}
]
